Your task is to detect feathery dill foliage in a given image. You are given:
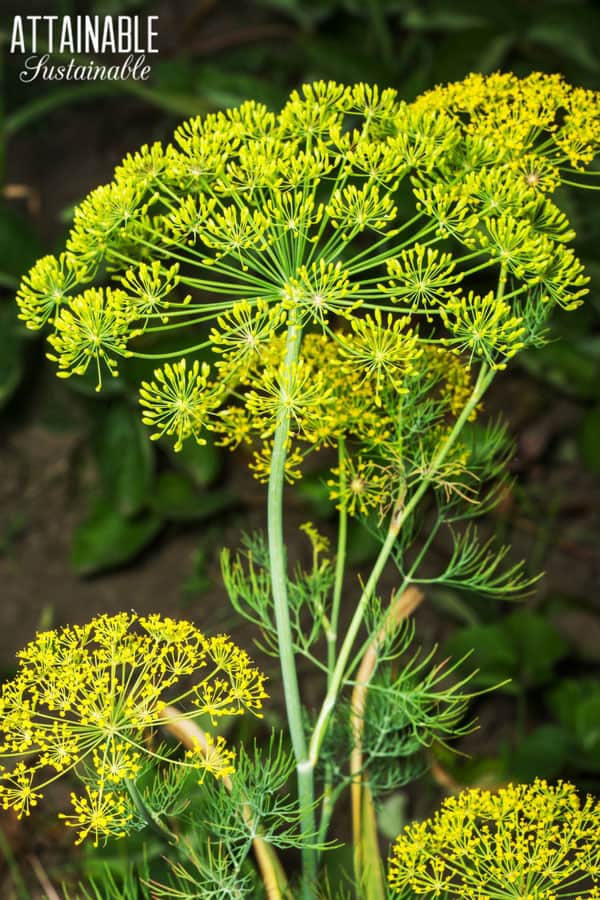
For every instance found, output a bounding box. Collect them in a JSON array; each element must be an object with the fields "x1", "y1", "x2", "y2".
[
  {"x1": 15, "y1": 73, "x2": 600, "y2": 494},
  {"x1": 388, "y1": 779, "x2": 600, "y2": 899},
  {"x1": 0, "y1": 613, "x2": 266, "y2": 845}
]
